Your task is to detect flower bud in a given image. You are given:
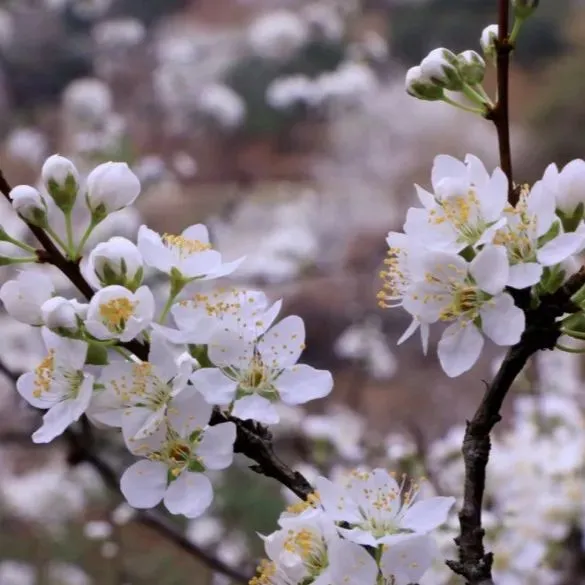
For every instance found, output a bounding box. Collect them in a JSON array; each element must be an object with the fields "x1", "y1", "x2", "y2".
[
  {"x1": 86, "y1": 162, "x2": 141, "y2": 220},
  {"x1": 420, "y1": 48, "x2": 463, "y2": 91},
  {"x1": 41, "y1": 154, "x2": 79, "y2": 213},
  {"x1": 513, "y1": 0, "x2": 538, "y2": 19},
  {"x1": 88, "y1": 236, "x2": 144, "y2": 290},
  {"x1": 41, "y1": 296, "x2": 87, "y2": 333},
  {"x1": 457, "y1": 50, "x2": 486, "y2": 85},
  {"x1": 405, "y1": 66, "x2": 444, "y2": 101},
  {"x1": 10, "y1": 185, "x2": 48, "y2": 227},
  {"x1": 480, "y1": 25, "x2": 499, "y2": 63}
]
